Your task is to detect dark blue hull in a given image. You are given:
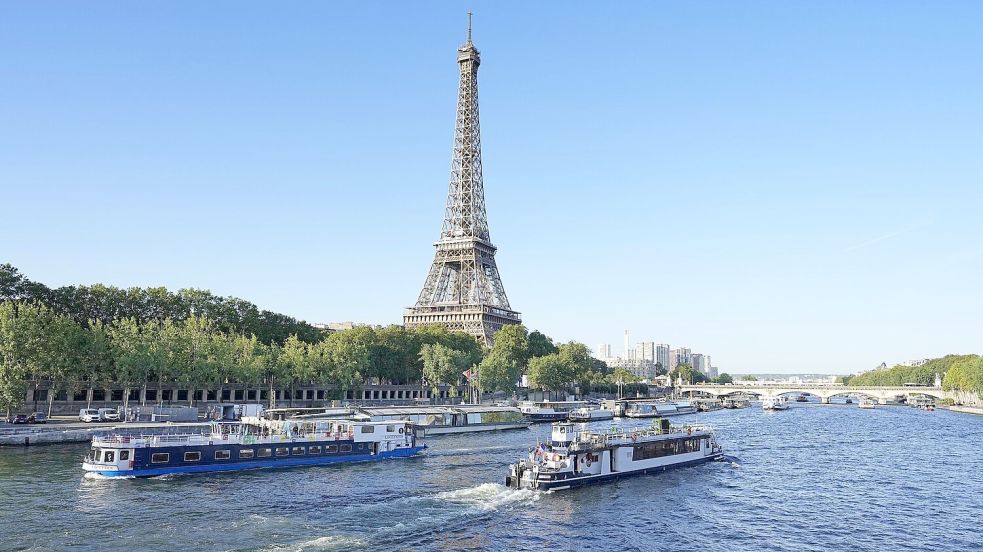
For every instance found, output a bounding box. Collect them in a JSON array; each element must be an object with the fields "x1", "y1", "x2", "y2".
[
  {"x1": 87, "y1": 440, "x2": 426, "y2": 478},
  {"x1": 524, "y1": 412, "x2": 568, "y2": 423},
  {"x1": 508, "y1": 452, "x2": 723, "y2": 491}
]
